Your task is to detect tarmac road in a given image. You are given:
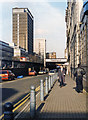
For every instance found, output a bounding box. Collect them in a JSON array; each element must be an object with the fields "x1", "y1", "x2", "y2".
[{"x1": 1, "y1": 74, "x2": 48, "y2": 106}]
